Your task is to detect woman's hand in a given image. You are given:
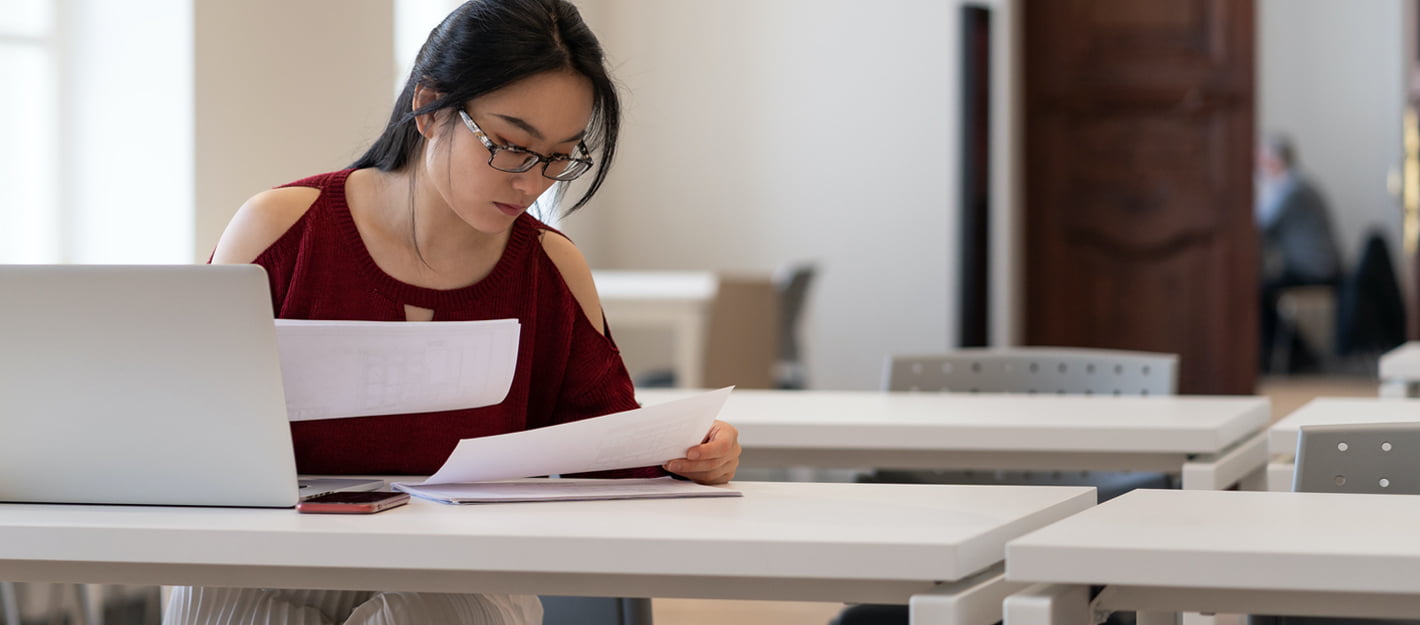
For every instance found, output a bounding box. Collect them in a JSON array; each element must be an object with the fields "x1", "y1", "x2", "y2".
[{"x1": 664, "y1": 420, "x2": 740, "y2": 484}]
